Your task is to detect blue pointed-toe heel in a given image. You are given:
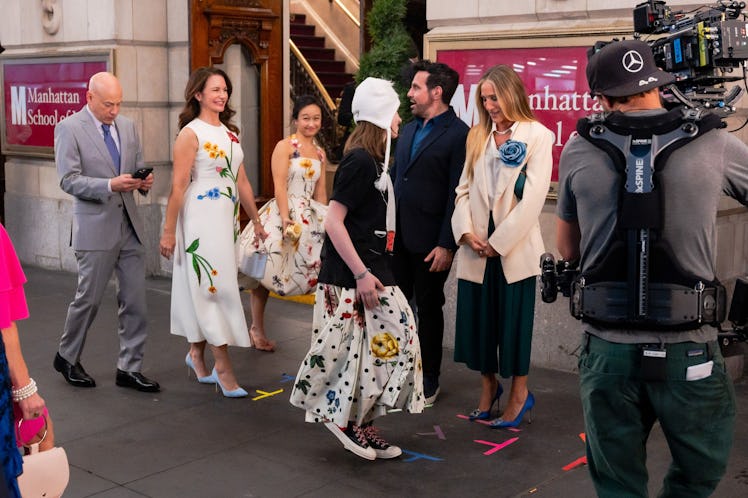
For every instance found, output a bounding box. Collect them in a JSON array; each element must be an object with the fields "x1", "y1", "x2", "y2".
[
  {"x1": 185, "y1": 353, "x2": 216, "y2": 384},
  {"x1": 468, "y1": 383, "x2": 504, "y2": 421},
  {"x1": 489, "y1": 391, "x2": 535, "y2": 428},
  {"x1": 210, "y1": 367, "x2": 248, "y2": 398}
]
